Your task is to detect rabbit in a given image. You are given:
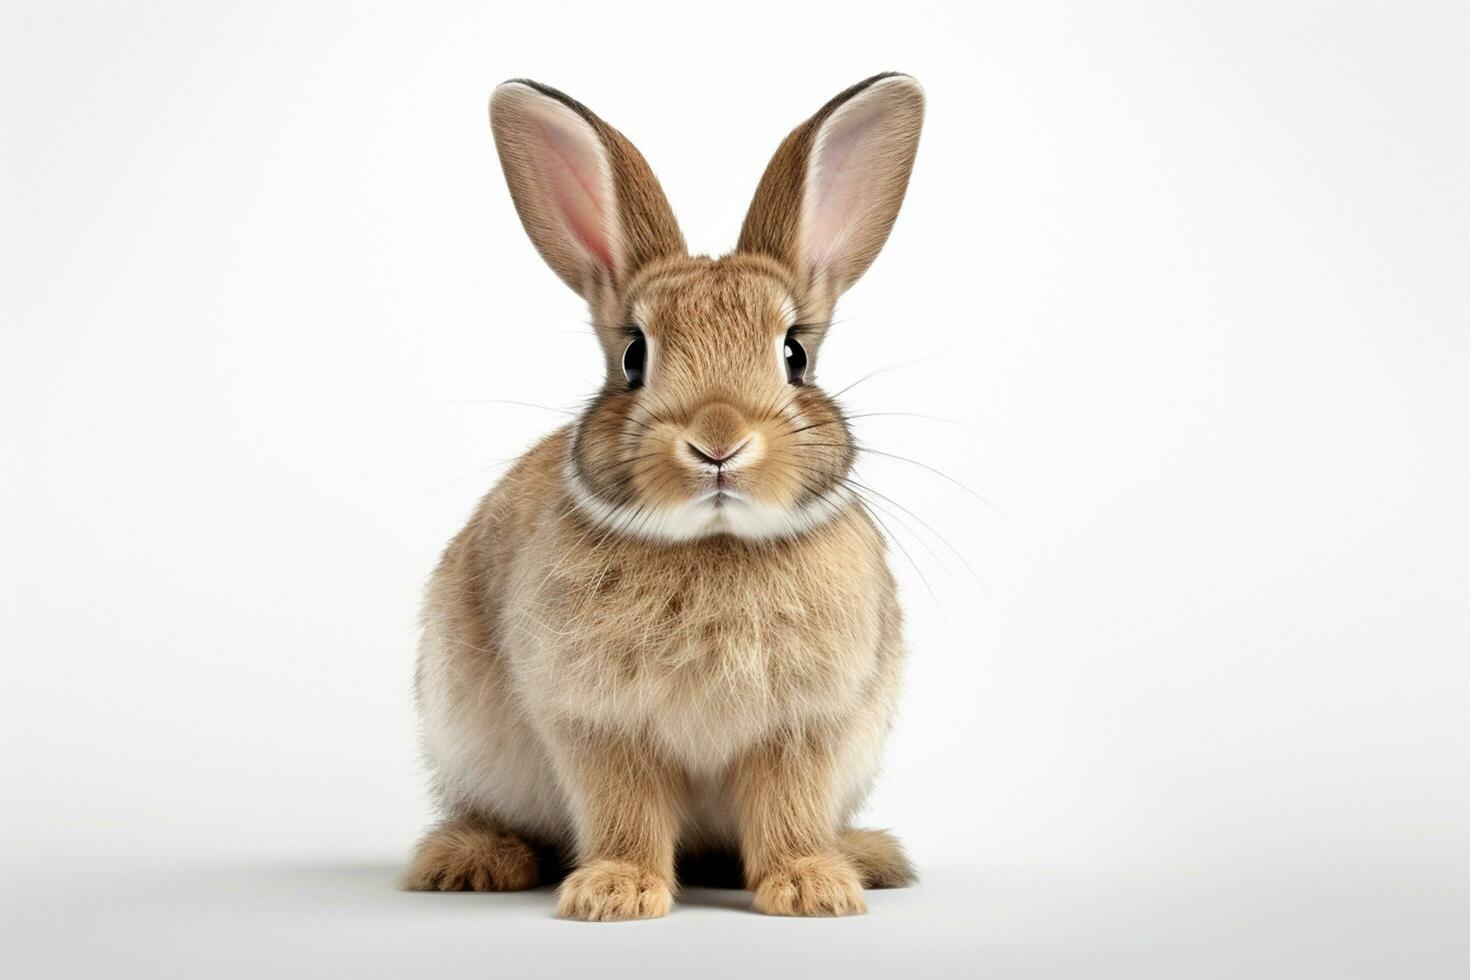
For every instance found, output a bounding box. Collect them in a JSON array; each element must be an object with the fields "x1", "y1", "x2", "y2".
[{"x1": 404, "y1": 72, "x2": 925, "y2": 920}]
